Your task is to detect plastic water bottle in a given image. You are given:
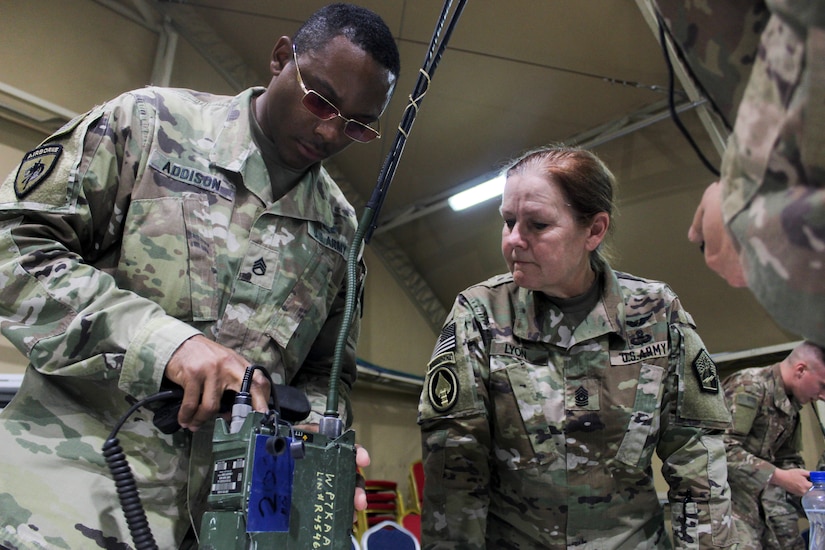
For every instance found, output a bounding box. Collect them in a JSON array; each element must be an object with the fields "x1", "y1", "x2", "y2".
[{"x1": 803, "y1": 471, "x2": 825, "y2": 550}]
